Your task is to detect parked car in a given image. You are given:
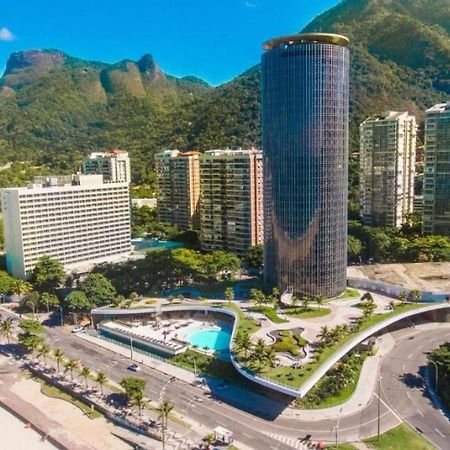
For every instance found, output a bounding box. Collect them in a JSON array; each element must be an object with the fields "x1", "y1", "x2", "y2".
[
  {"x1": 71, "y1": 326, "x2": 84, "y2": 333},
  {"x1": 127, "y1": 363, "x2": 141, "y2": 372}
]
